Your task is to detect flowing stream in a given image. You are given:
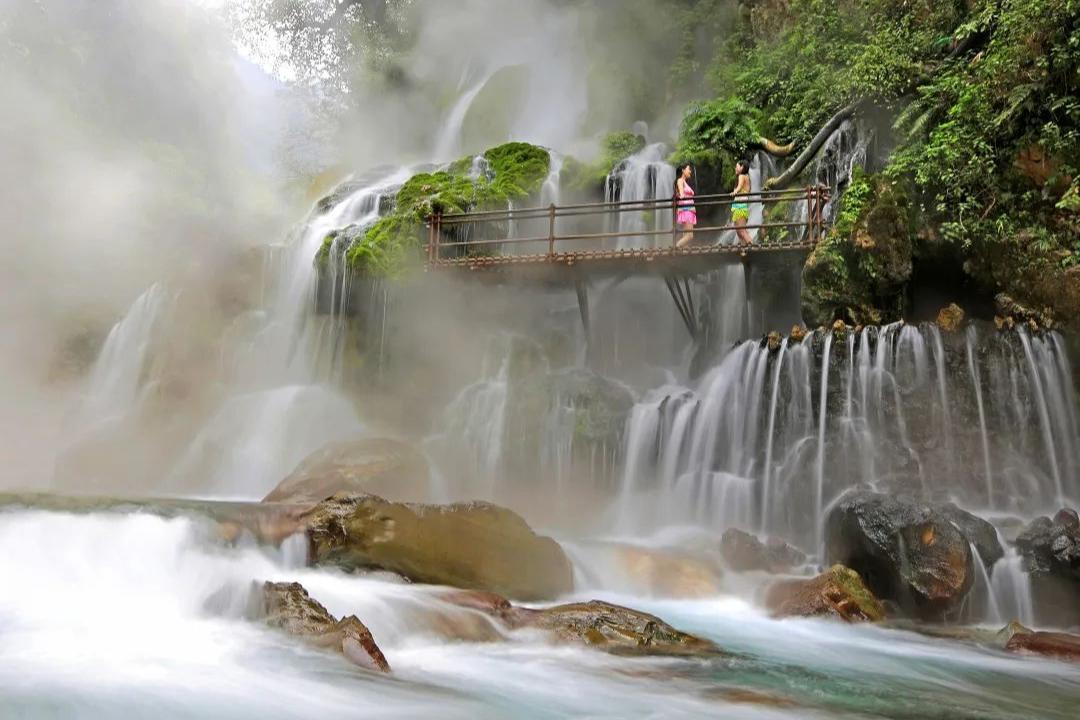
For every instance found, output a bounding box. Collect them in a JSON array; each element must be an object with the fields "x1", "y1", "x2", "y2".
[{"x1": 2, "y1": 508, "x2": 1077, "y2": 719}]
